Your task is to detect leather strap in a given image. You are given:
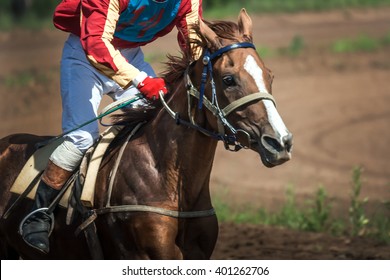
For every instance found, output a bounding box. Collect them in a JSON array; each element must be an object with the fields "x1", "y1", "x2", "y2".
[
  {"x1": 75, "y1": 205, "x2": 216, "y2": 236},
  {"x1": 95, "y1": 205, "x2": 216, "y2": 218},
  {"x1": 222, "y1": 92, "x2": 275, "y2": 117}
]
